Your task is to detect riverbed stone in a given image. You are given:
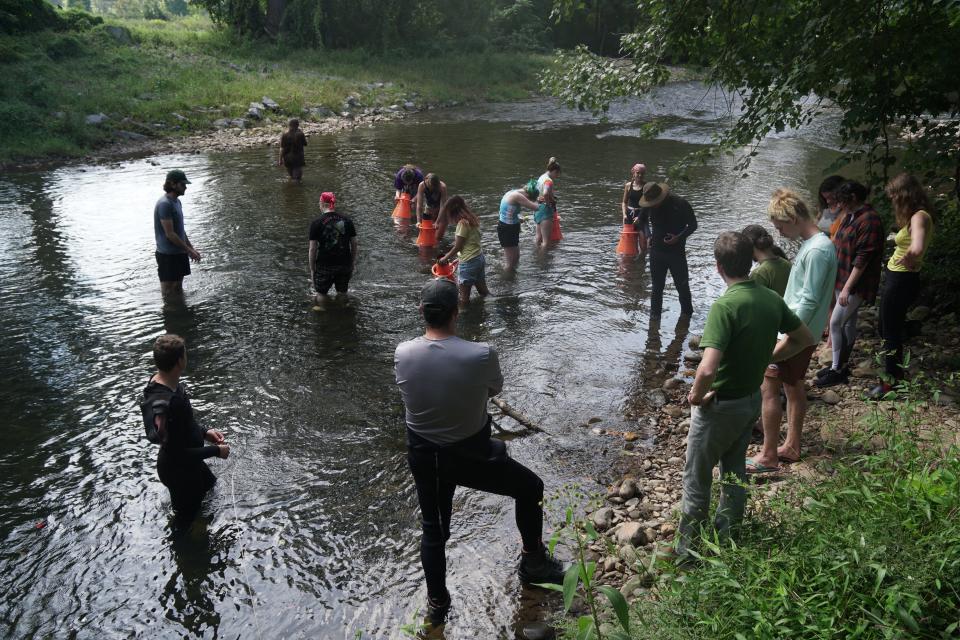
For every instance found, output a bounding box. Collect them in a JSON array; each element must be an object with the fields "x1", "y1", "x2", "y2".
[
  {"x1": 615, "y1": 522, "x2": 647, "y2": 546},
  {"x1": 683, "y1": 350, "x2": 702, "y2": 363},
  {"x1": 623, "y1": 431, "x2": 639, "y2": 442},
  {"x1": 821, "y1": 390, "x2": 841, "y2": 405},
  {"x1": 591, "y1": 507, "x2": 614, "y2": 530},
  {"x1": 521, "y1": 622, "x2": 554, "y2": 640},
  {"x1": 907, "y1": 305, "x2": 930, "y2": 322},
  {"x1": 85, "y1": 113, "x2": 108, "y2": 125},
  {"x1": 648, "y1": 389, "x2": 668, "y2": 407},
  {"x1": 662, "y1": 378, "x2": 682, "y2": 391},
  {"x1": 619, "y1": 575, "x2": 644, "y2": 598},
  {"x1": 663, "y1": 405, "x2": 683, "y2": 418},
  {"x1": 688, "y1": 334, "x2": 701, "y2": 348},
  {"x1": 247, "y1": 103, "x2": 264, "y2": 119},
  {"x1": 588, "y1": 416, "x2": 603, "y2": 424},
  {"x1": 618, "y1": 543, "x2": 638, "y2": 568},
  {"x1": 618, "y1": 479, "x2": 639, "y2": 500},
  {"x1": 261, "y1": 96, "x2": 280, "y2": 110}
]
